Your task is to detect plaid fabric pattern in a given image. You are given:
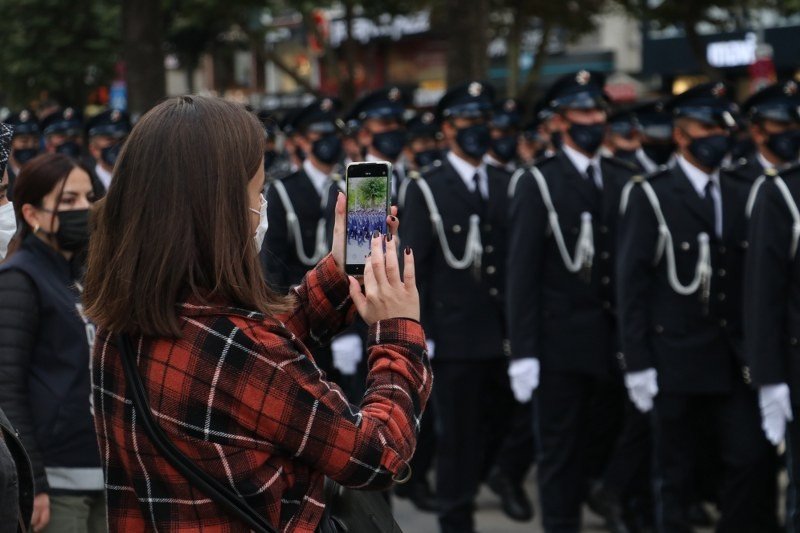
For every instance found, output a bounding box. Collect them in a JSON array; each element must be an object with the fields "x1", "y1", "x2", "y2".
[
  {"x1": 0, "y1": 123, "x2": 12, "y2": 176},
  {"x1": 92, "y1": 254, "x2": 431, "y2": 532}
]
